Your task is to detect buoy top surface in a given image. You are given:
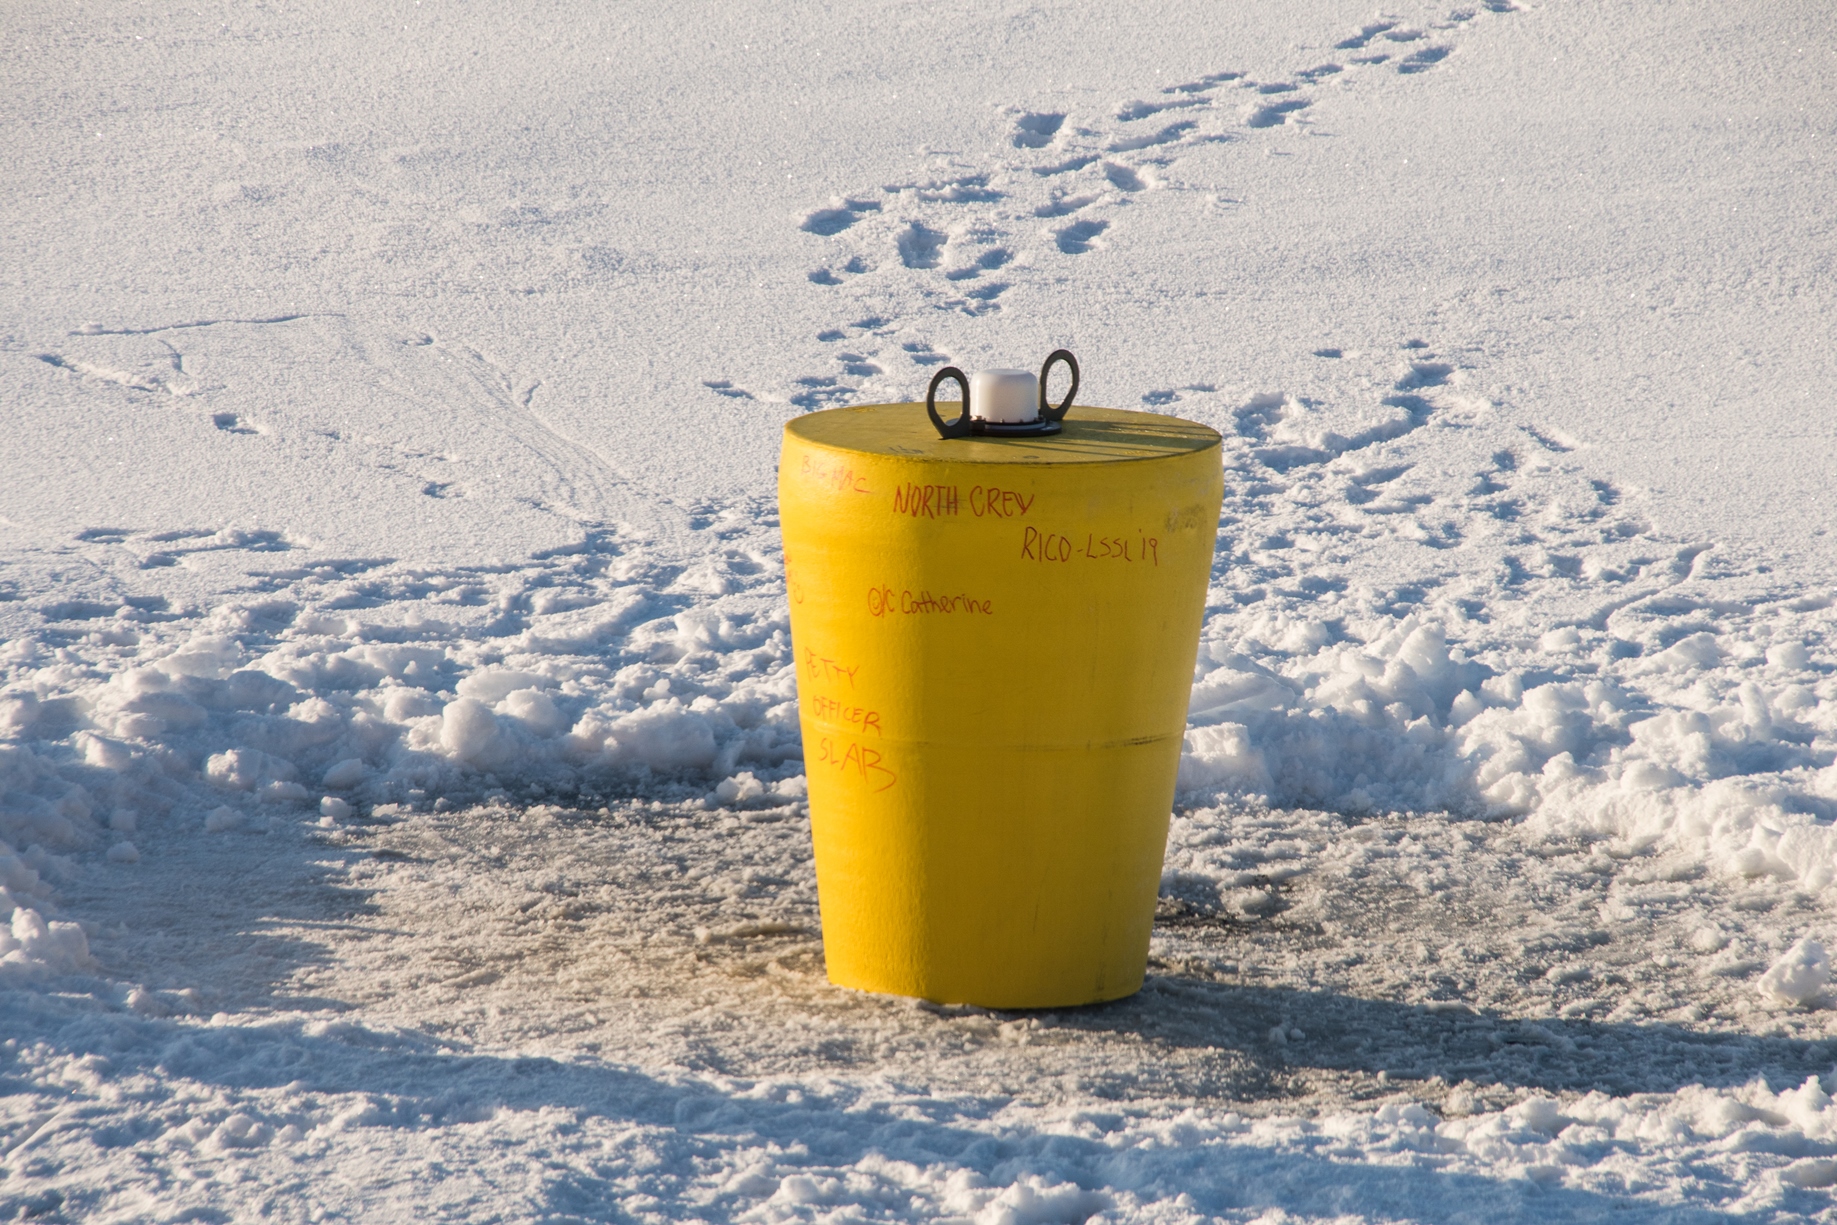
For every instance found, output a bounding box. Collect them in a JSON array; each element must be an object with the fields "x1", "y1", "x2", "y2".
[{"x1": 785, "y1": 403, "x2": 1221, "y2": 466}]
